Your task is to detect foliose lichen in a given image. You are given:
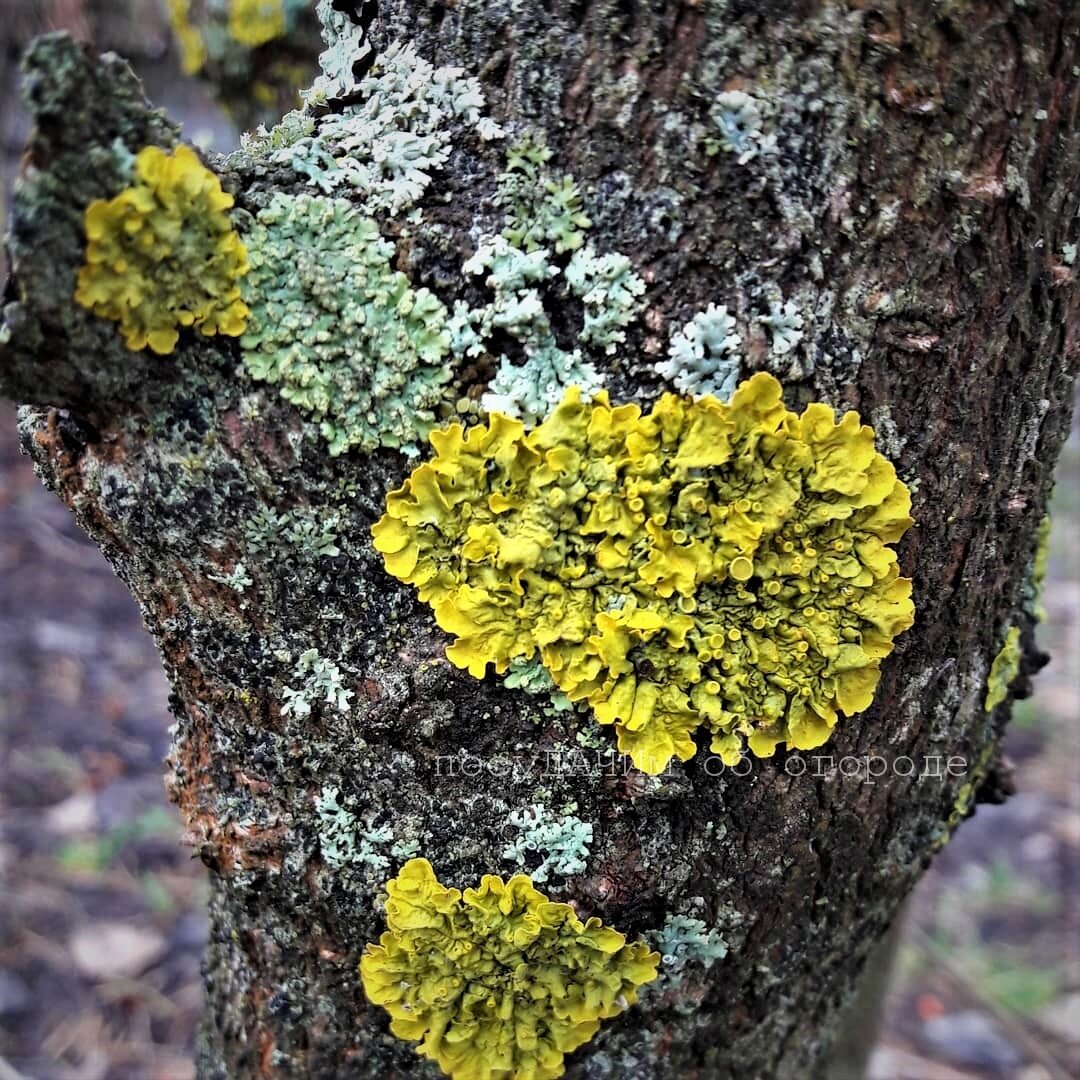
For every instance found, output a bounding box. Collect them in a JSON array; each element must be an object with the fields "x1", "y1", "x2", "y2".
[
  {"x1": 564, "y1": 248, "x2": 648, "y2": 356},
  {"x1": 497, "y1": 140, "x2": 592, "y2": 255},
  {"x1": 373, "y1": 372, "x2": 915, "y2": 774},
  {"x1": 239, "y1": 193, "x2": 451, "y2": 455},
  {"x1": 501, "y1": 804, "x2": 593, "y2": 882},
  {"x1": 984, "y1": 625, "x2": 1022, "y2": 711},
  {"x1": 503, "y1": 658, "x2": 573, "y2": 713},
  {"x1": 74, "y1": 144, "x2": 250, "y2": 355},
  {"x1": 759, "y1": 300, "x2": 805, "y2": 357},
  {"x1": 280, "y1": 648, "x2": 353, "y2": 718},
  {"x1": 708, "y1": 90, "x2": 772, "y2": 164},
  {"x1": 314, "y1": 785, "x2": 400, "y2": 876},
  {"x1": 243, "y1": 504, "x2": 342, "y2": 559},
  {"x1": 652, "y1": 914, "x2": 729, "y2": 977},
  {"x1": 360, "y1": 859, "x2": 658, "y2": 1080},
  {"x1": 481, "y1": 343, "x2": 604, "y2": 427},
  {"x1": 655, "y1": 304, "x2": 742, "y2": 399},
  {"x1": 457, "y1": 159, "x2": 645, "y2": 424},
  {"x1": 253, "y1": 39, "x2": 501, "y2": 215}
]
